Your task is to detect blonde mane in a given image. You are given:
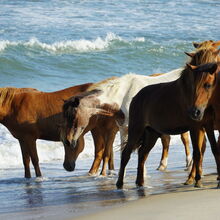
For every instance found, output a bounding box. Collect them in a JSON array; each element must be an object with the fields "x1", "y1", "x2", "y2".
[
  {"x1": 0, "y1": 87, "x2": 38, "y2": 106},
  {"x1": 192, "y1": 48, "x2": 220, "y2": 66}
]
